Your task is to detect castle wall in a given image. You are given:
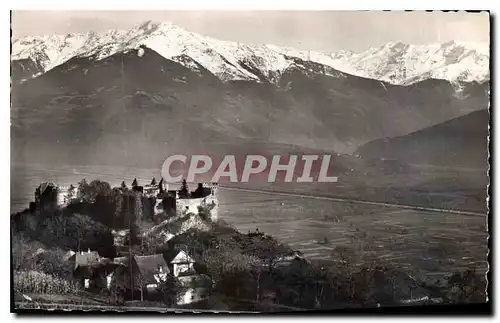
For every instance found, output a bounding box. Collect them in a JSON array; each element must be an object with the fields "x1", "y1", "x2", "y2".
[
  {"x1": 154, "y1": 198, "x2": 164, "y2": 216},
  {"x1": 57, "y1": 186, "x2": 79, "y2": 207},
  {"x1": 202, "y1": 183, "x2": 218, "y2": 221},
  {"x1": 175, "y1": 193, "x2": 218, "y2": 221},
  {"x1": 203, "y1": 193, "x2": 218, "y2": 221},
  {"x1": 57, "y1": 191, "x2": 66, "y2": 206},
  {"x1": 176, "y1": 198, "x2": 205, "y2": 216}
]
